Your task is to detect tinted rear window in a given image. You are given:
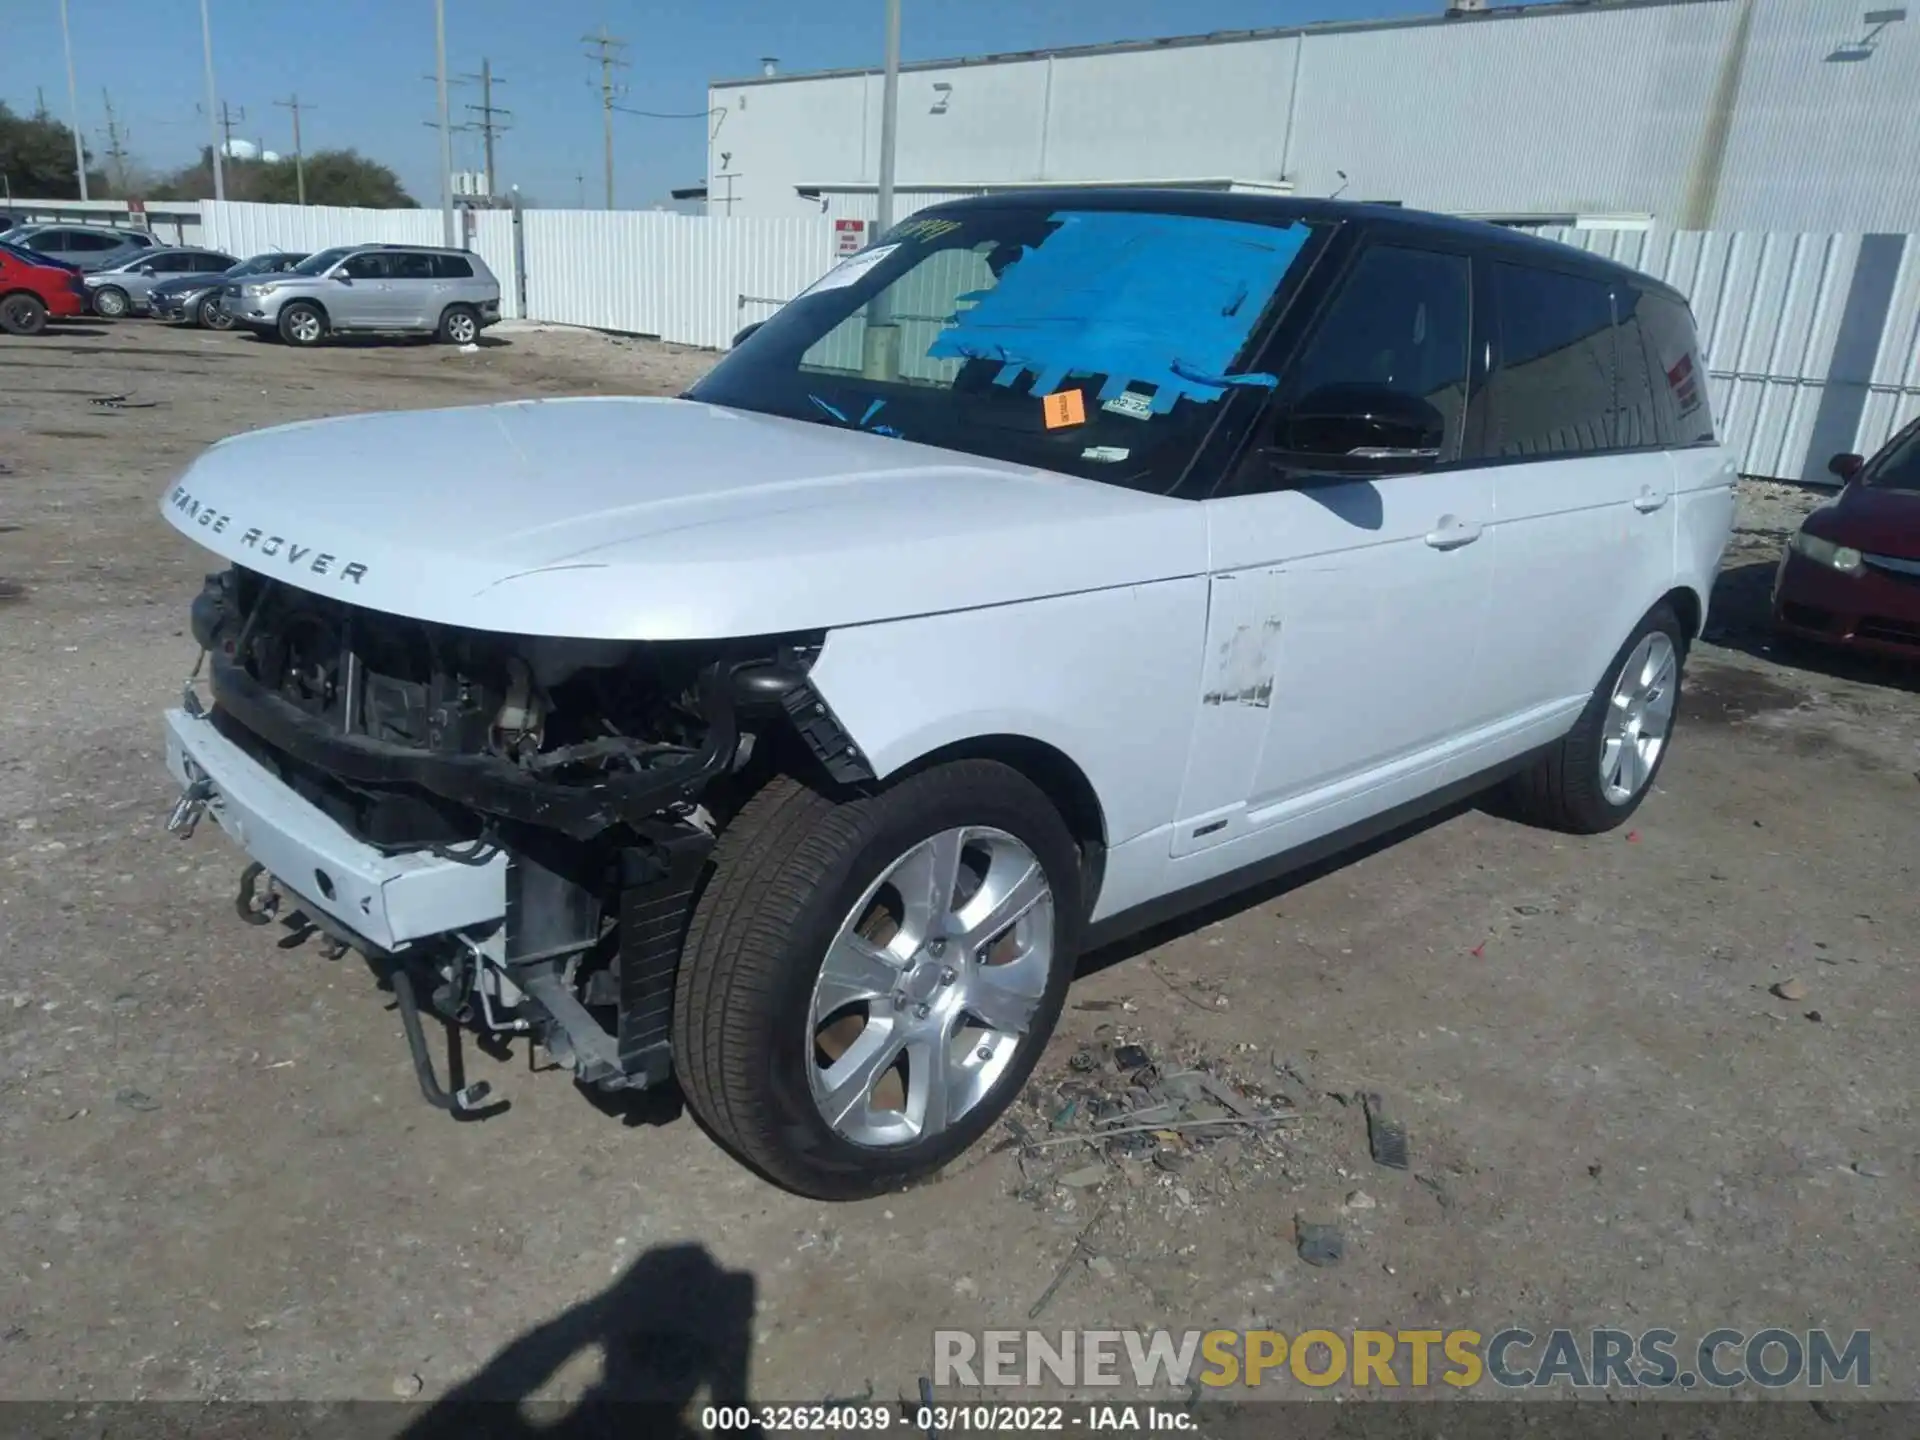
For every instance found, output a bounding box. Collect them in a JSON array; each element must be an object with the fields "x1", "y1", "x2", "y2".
[
  {"x1": 434, "y1": 254, "x2": 474, "y2": 279},
  {"x1": 1639, "y1": 292, "x2": 1715, "y2": 446}
]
